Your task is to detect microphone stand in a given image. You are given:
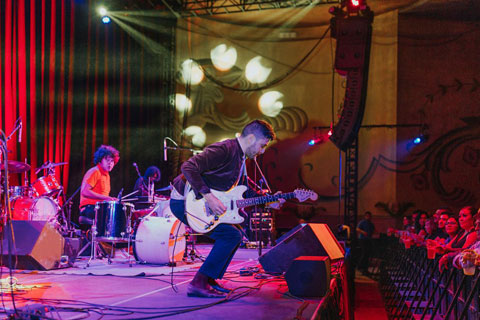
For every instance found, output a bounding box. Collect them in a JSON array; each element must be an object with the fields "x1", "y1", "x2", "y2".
[
  {"x1": 164, "y1": 145, "x2": 202, "y2": 154},
  {"x1": 133, "y1": 164, "x2": 148, "y2": 195},
  {"x1": 60, "y1": 186, "x2": 81, "y2": 236},
  {"x1": 5, "y1": 118, "x2": 21, "y2": 142}
]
